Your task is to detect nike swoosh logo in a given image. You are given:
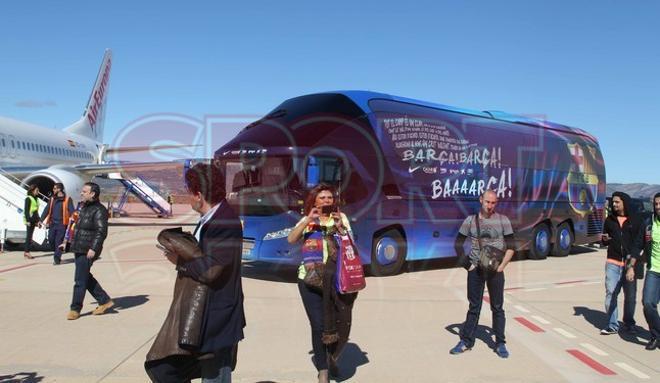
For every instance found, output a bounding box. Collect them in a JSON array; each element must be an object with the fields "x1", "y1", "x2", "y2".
[{"x1": 408, "y1": 166, "x2": 422, "y2": 173}]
